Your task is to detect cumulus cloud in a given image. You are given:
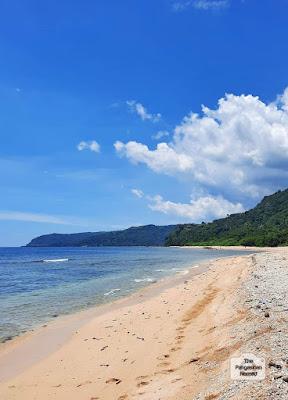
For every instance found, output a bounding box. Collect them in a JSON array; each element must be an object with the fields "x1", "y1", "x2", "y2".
[
  {"x1": 152, "y1": 130, "x2": 170, "y2": 140},
  {"x1": 114, "y1": 140, "x2": 194, "y2": 174},
  {"x1": 131, "y1": 188, "x2": 144, "y2": 198},
  {"x1": 148, "y1": 194, "x2": 244, "y2": 221},
  {"x1": 173, "y1": 0, "x2": 229, "y2": 12},
  {"x1": 115, "y1": 88, "x2": 288, "y2": 202},
  {"x1": 77, "y1": 140, "x2": 100, "y2": 153},
  {"x1": 126, "y1": 100, "x2": 161, "y2": 122}
]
